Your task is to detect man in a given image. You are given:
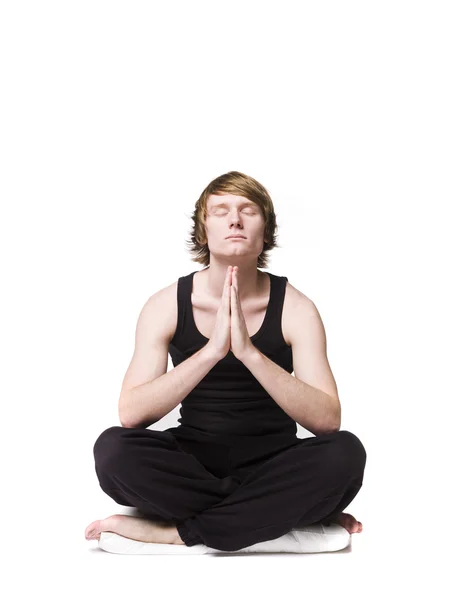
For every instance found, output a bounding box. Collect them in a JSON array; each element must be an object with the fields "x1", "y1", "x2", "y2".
[{"x1": 85, "y1": 171, "x2": 367, "y2": 551}]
